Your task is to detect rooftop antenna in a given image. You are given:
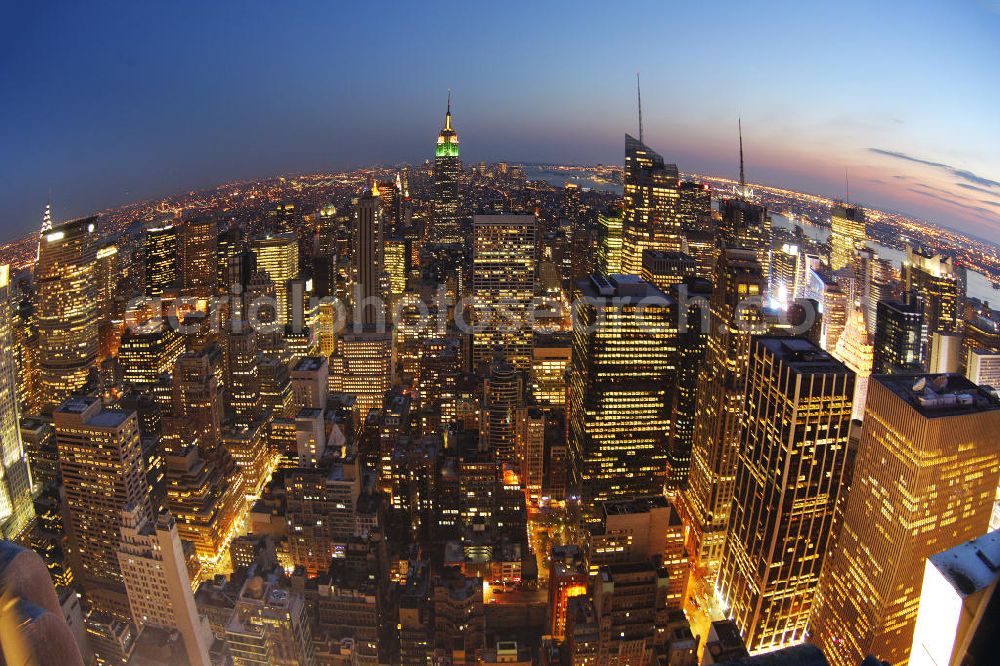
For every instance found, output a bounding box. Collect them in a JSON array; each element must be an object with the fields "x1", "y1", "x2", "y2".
[
  {"x1": 845, "y1": 167, "x2": 850, "y2": 204},
  {"x1": 636, "y1": 72, "x2": 644, "y2": 143},
  {"x1": 738, "y1": 118, "x2": 746, "y2": 189}
]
